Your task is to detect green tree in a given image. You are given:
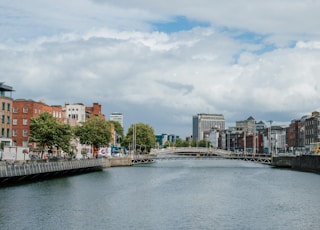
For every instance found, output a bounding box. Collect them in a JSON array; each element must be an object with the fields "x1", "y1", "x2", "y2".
[
  {"x1": 175, "y1": 138, "x2": 190, "y2": 147},
  {"x1": 163, "y1": 141, "x2": 173, "y2": 148},
  {"x1": 125, "y1": 123, "x2": 156, "y2": 153},
  {"x1": 74, "y1": 116, "x2": 111, "y2": 149},
  {"x1": 29, "y1": 112, "x2": 72, "y2": 158}
]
